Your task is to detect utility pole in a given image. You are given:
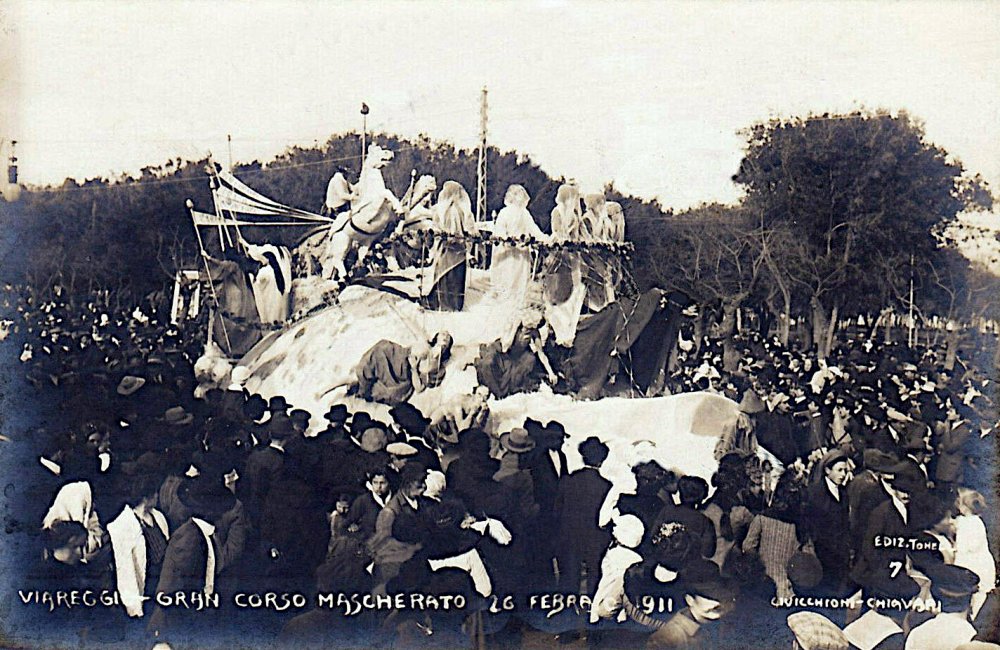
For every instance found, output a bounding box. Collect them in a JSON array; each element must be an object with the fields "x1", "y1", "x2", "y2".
[
  {"x1": 227, "y1": 134, "x2": 233, "y2": 171},
  {"x1": 475, "y1": 86, "x2": 488, "y2": 222}
]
